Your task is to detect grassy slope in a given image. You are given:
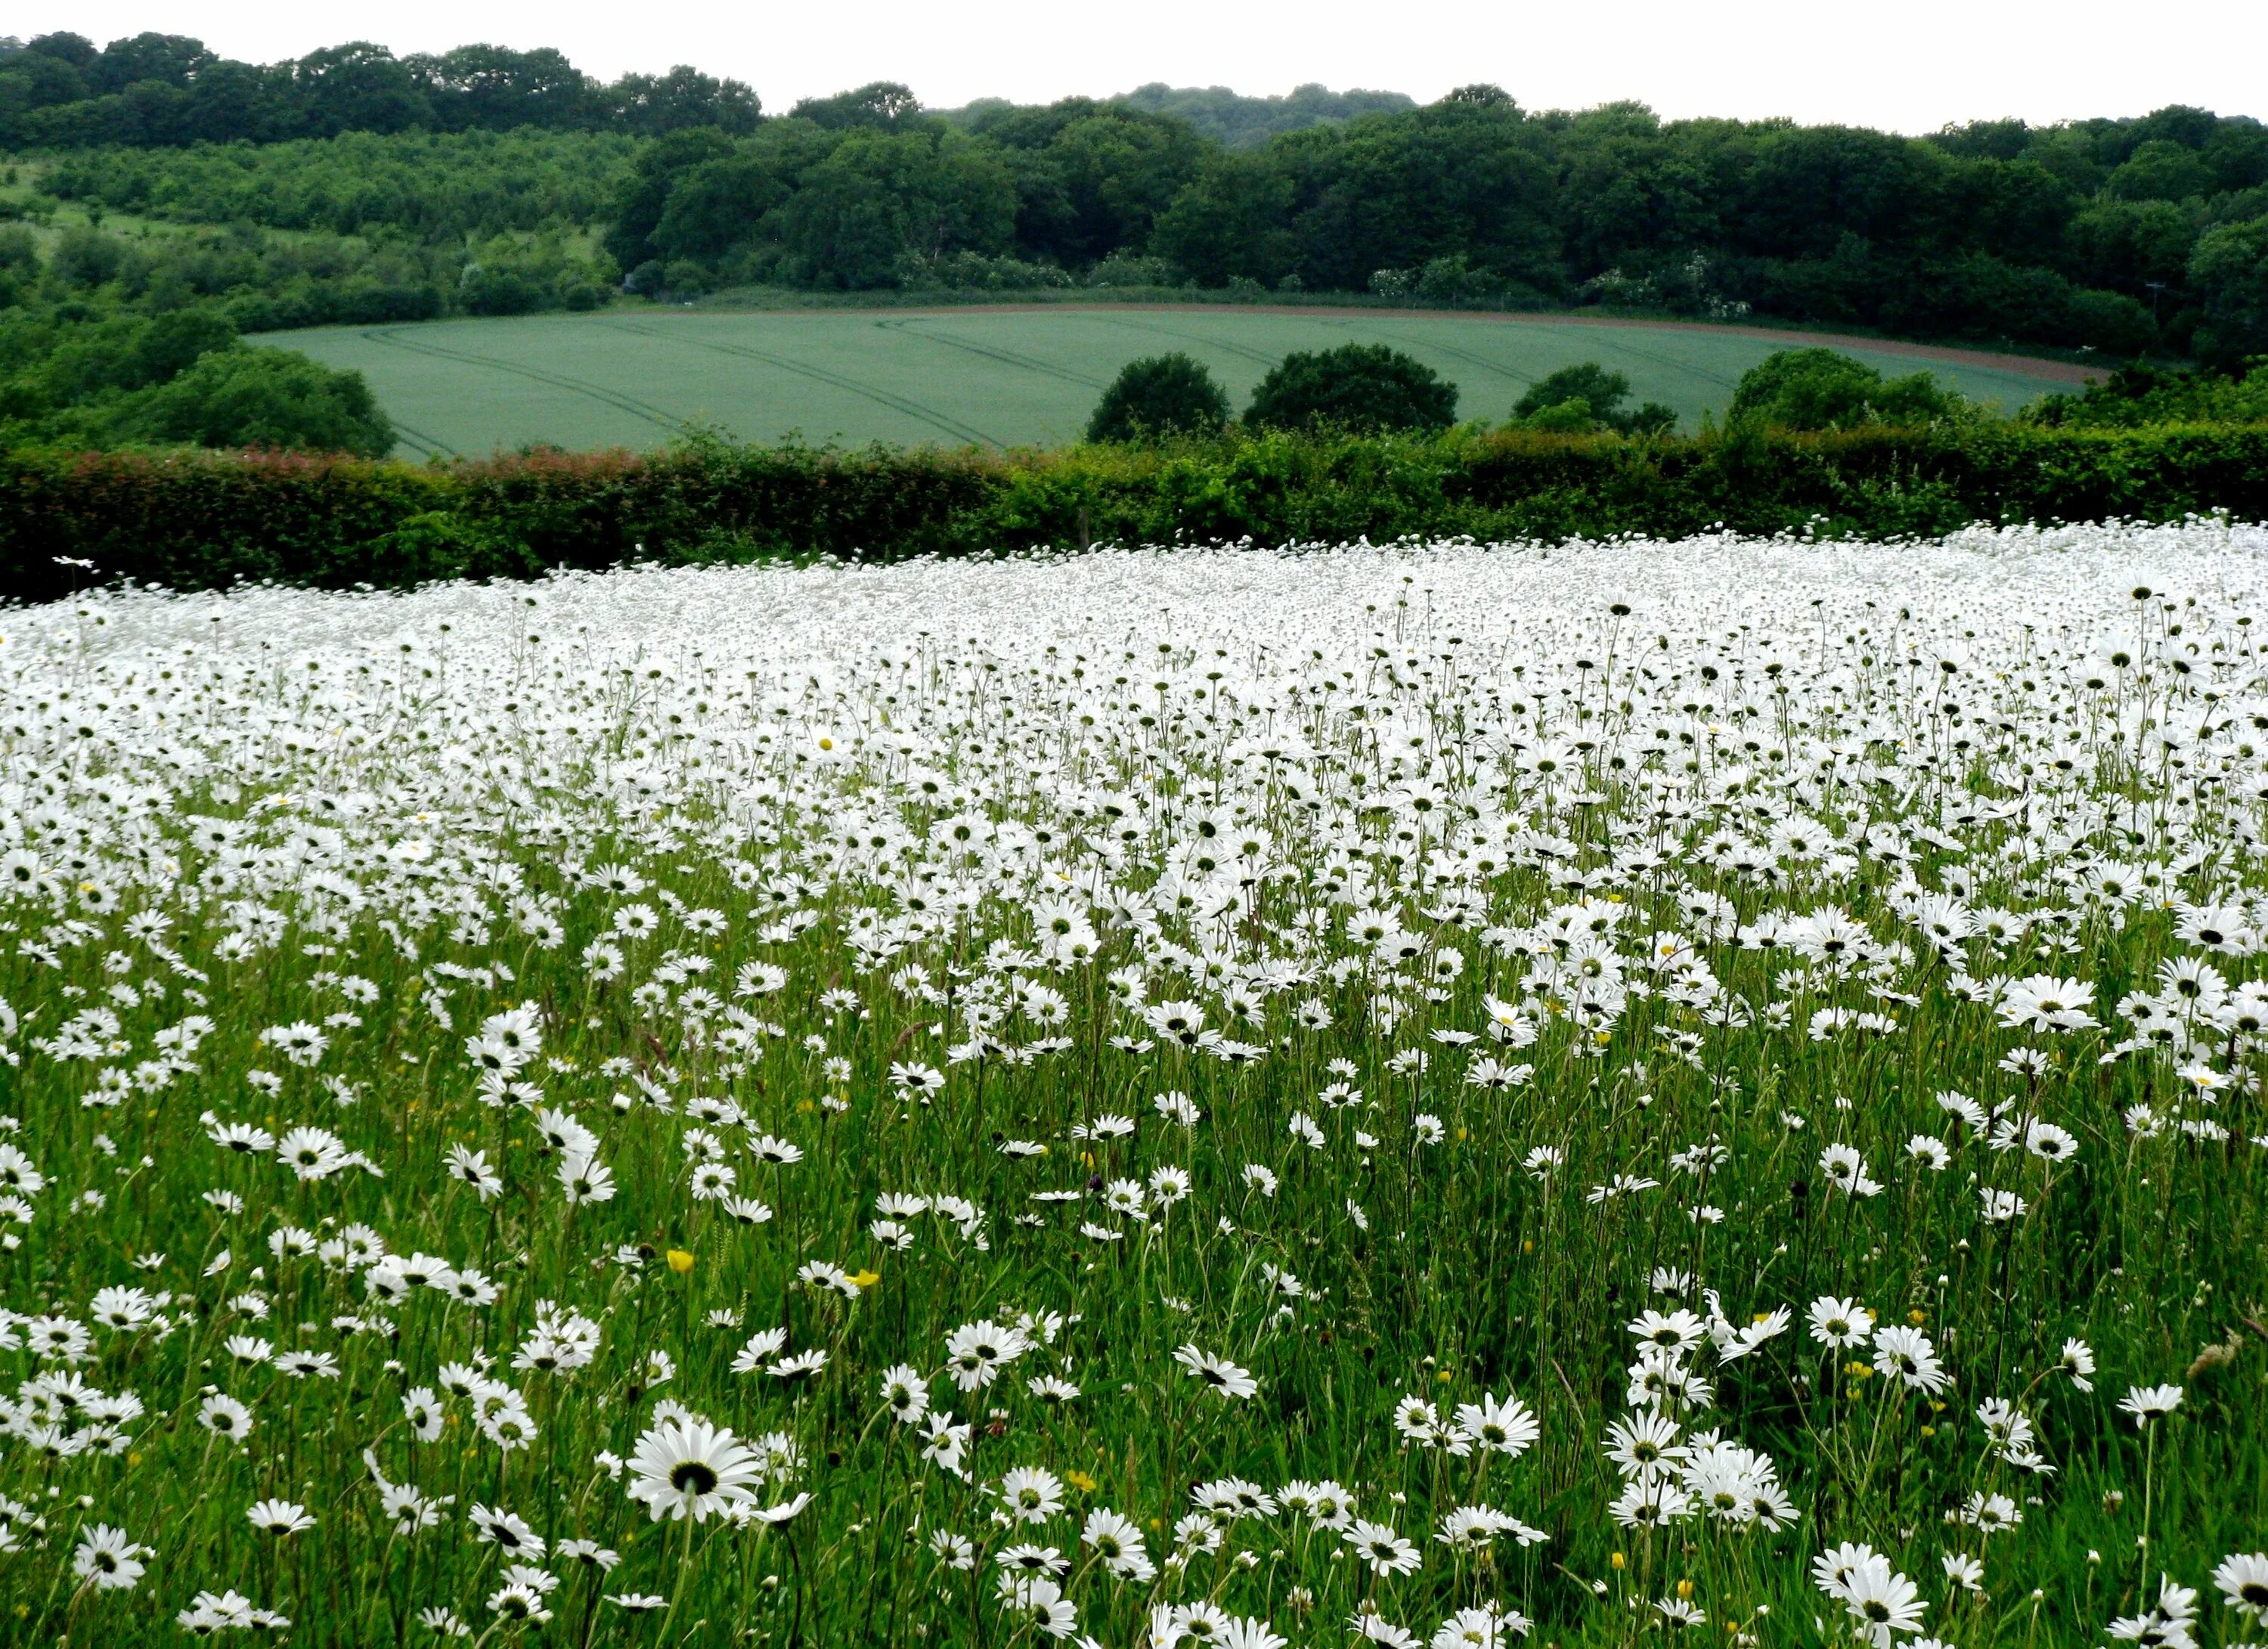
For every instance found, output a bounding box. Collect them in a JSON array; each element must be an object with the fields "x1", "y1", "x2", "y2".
[{"x1": 265, "y1": 307, "x2": 2085, "y2": 459}]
